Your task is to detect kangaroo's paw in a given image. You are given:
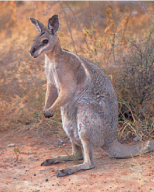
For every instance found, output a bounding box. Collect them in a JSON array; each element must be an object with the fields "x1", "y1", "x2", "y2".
[
  {"x1": 41, "y1": 159, "x2": 59, "y2": 166},
  {"x1": 43, "y1": 109, "x2": 54, "y2": 118}
]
